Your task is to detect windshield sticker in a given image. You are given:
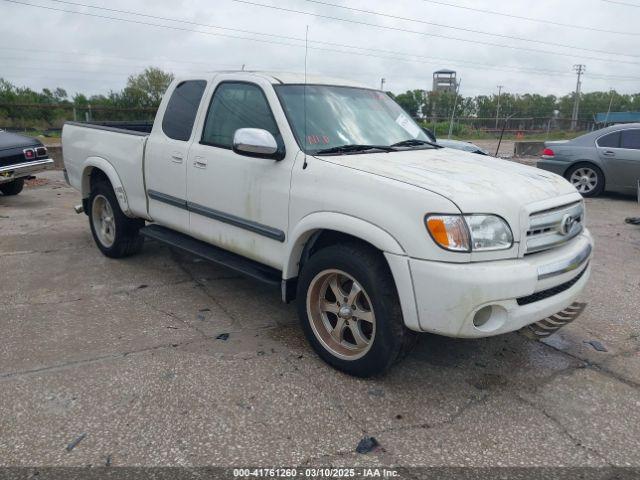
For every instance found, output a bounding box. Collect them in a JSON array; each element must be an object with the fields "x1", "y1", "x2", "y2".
[
  {"x1": 395, "y1": 114, "x2": 421, "y2": 138},
  {"x1": 307, "y1": 135, "x2": 330, "y2": 145}
]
